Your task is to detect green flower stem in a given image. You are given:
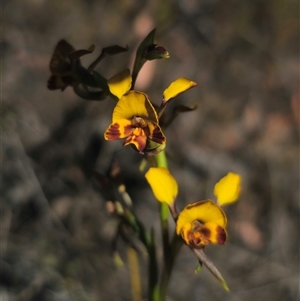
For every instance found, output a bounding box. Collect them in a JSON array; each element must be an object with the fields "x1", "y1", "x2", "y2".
[
  {"x1": 153, "y1": 149, "x2": 184, "y2": 300},
  {"x1": 155, "y1": 149, "x2": 168, "y2": 168},
  {"x1": 148, "y1": 229, "x2": 159, "y2": 301},
  {"x1": 155, "y1": 149, "x2": 170, "y2": 269},
  {"x1": 160, "y1": 202, "x2": 170, "y2": 272},
  {"x1": 154, "y1": 149, "x2": 174, "y2": 301}
]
